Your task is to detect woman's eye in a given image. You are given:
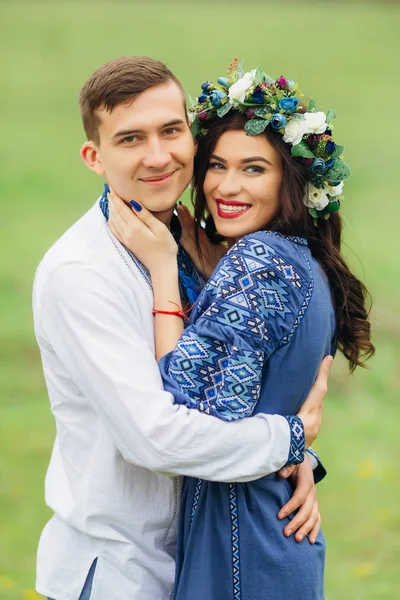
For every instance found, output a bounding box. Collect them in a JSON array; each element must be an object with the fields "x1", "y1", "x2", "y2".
[
  {"x1": 245, "y1": 165, "x2": 265, "y2": 174},
  {"x1": 208, "y1": 162, "x2": 225, "y2": 170},
  {"x1": 164, "y1": 127, "x2": 179, "y2": 136}
]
